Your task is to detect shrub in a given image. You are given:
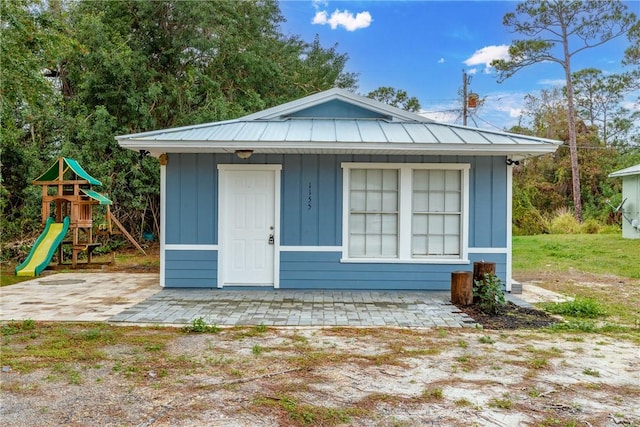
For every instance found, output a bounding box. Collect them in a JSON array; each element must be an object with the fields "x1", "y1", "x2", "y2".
[
  {"x1": 548, "y1": 208, "x2": 580, "y2": 234},
  {"x1": 579, "y1": 219, "x2": 602, "y2": 234},
  {"x1": 540, "y1": 298, "x2": 606, "y2": 318},
  {"x1": 473, "y1": 273, "x2": 506, "y2": 314},
  {"x1": 184, "y1": 317, "x2": 220, "y2": 333}
]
